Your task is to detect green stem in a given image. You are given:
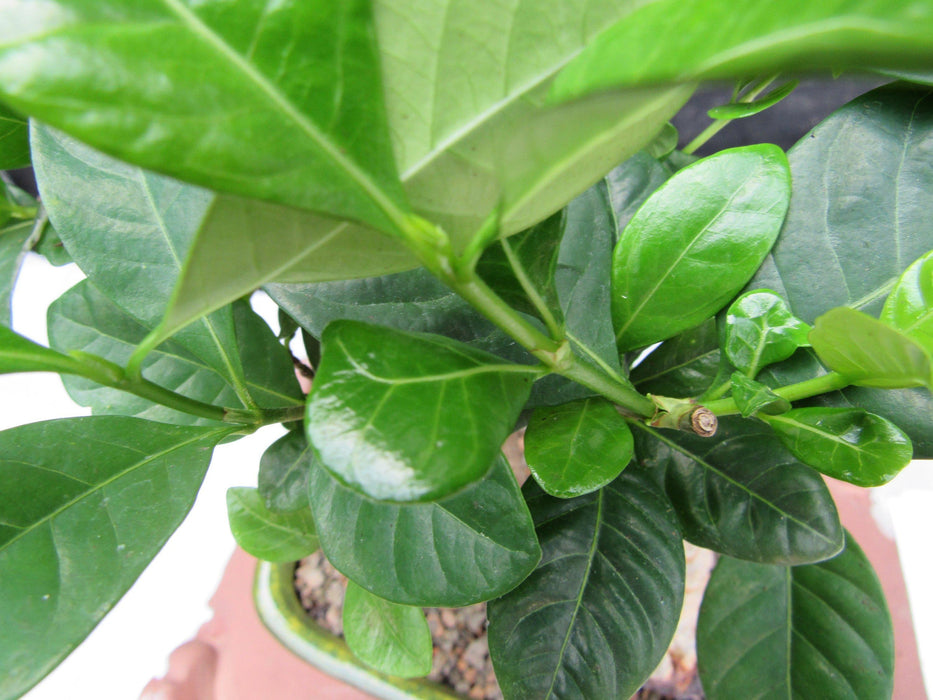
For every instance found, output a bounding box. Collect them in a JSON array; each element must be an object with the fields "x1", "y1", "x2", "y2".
[
  {"x1": 704, "y1": 371, "x2": 850, "y2": 416},
  {"x1": 67, "y1": 351, "x2": 303, "y2": 426},
  {"x1": 402, "y1": 217, "x2": 657, "y2": 419},
  {"x1": 683, "y1": 75, "x2": 777, "y2": 155}
]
